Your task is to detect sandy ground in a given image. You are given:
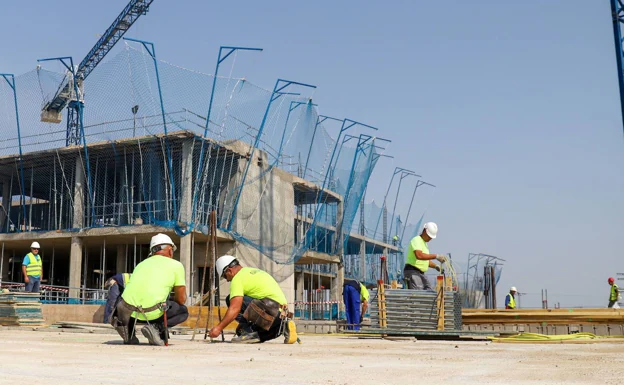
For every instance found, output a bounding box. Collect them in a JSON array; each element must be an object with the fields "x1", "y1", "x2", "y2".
[{"x1": 0, "y1": 329, "x2": 622, "y2": 385}]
